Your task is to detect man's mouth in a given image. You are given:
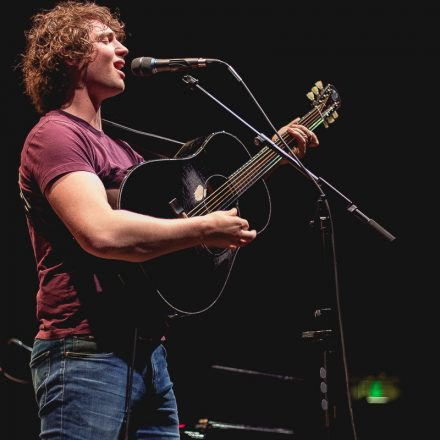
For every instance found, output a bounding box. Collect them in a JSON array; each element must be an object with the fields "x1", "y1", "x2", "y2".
[{"x1": 114, "y1": 60, "x2": 125, "y2": 79}]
